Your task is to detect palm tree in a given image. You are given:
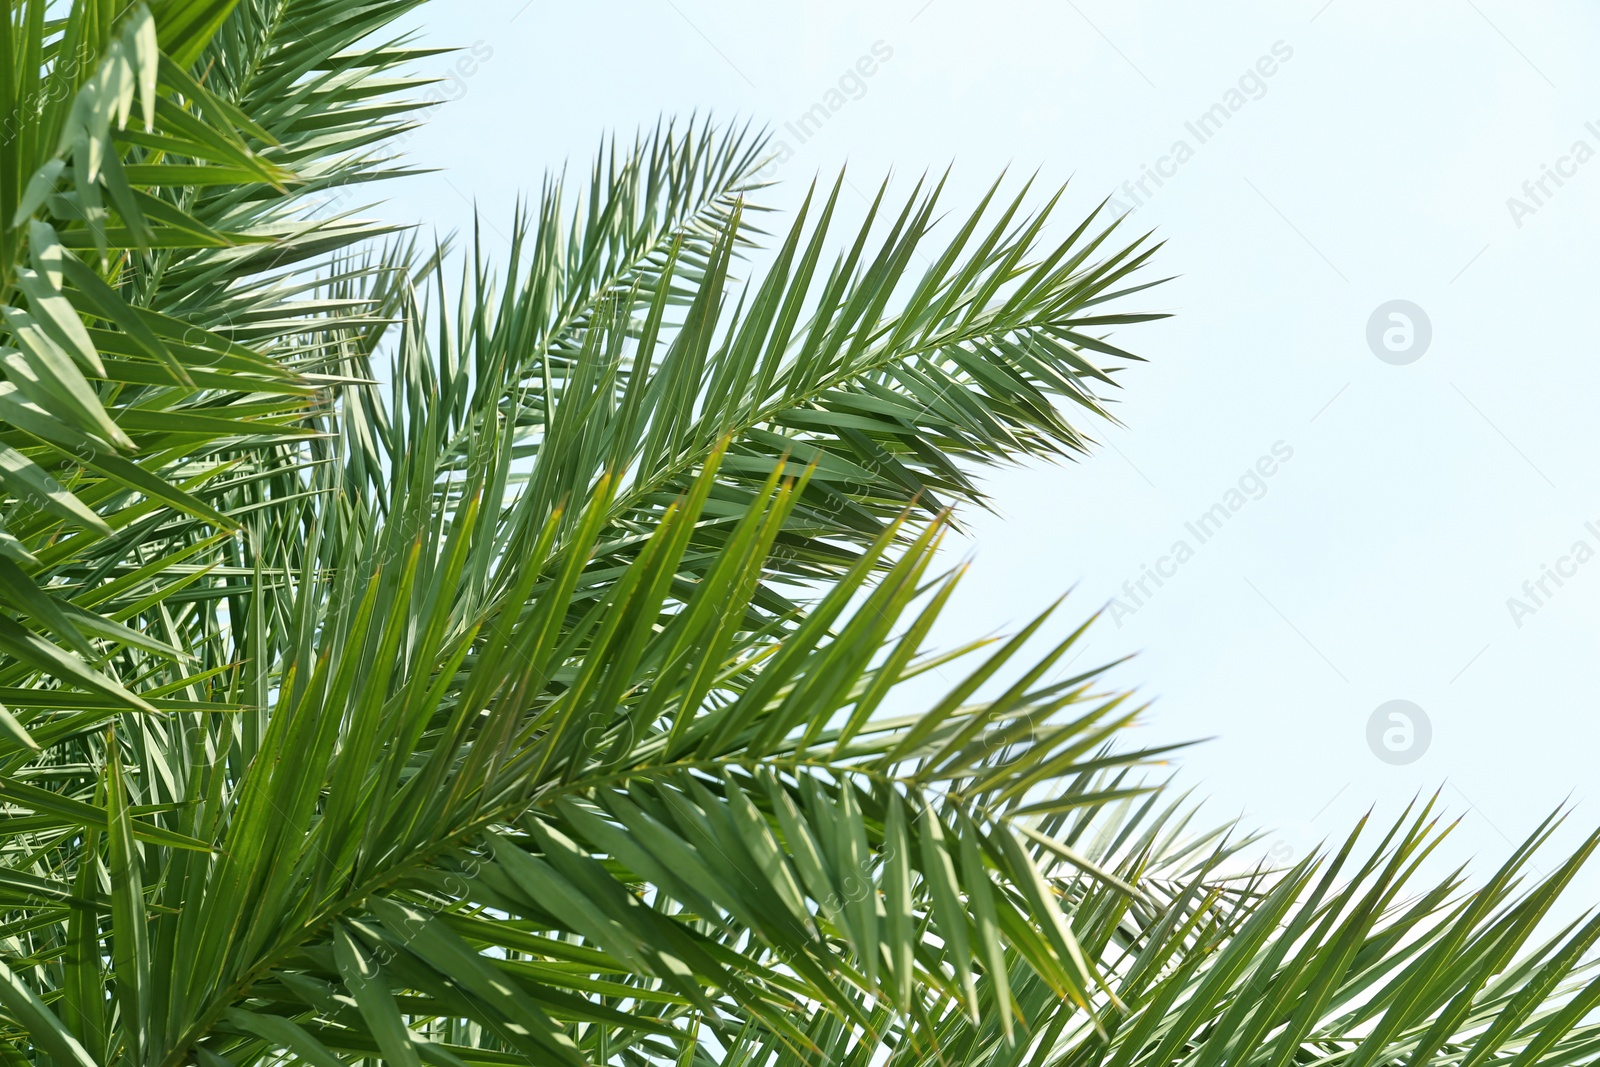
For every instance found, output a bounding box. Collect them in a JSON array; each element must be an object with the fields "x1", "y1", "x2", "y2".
[{"x1": 0, "y1": 3, "x2": 1597, "y2": 1065}]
